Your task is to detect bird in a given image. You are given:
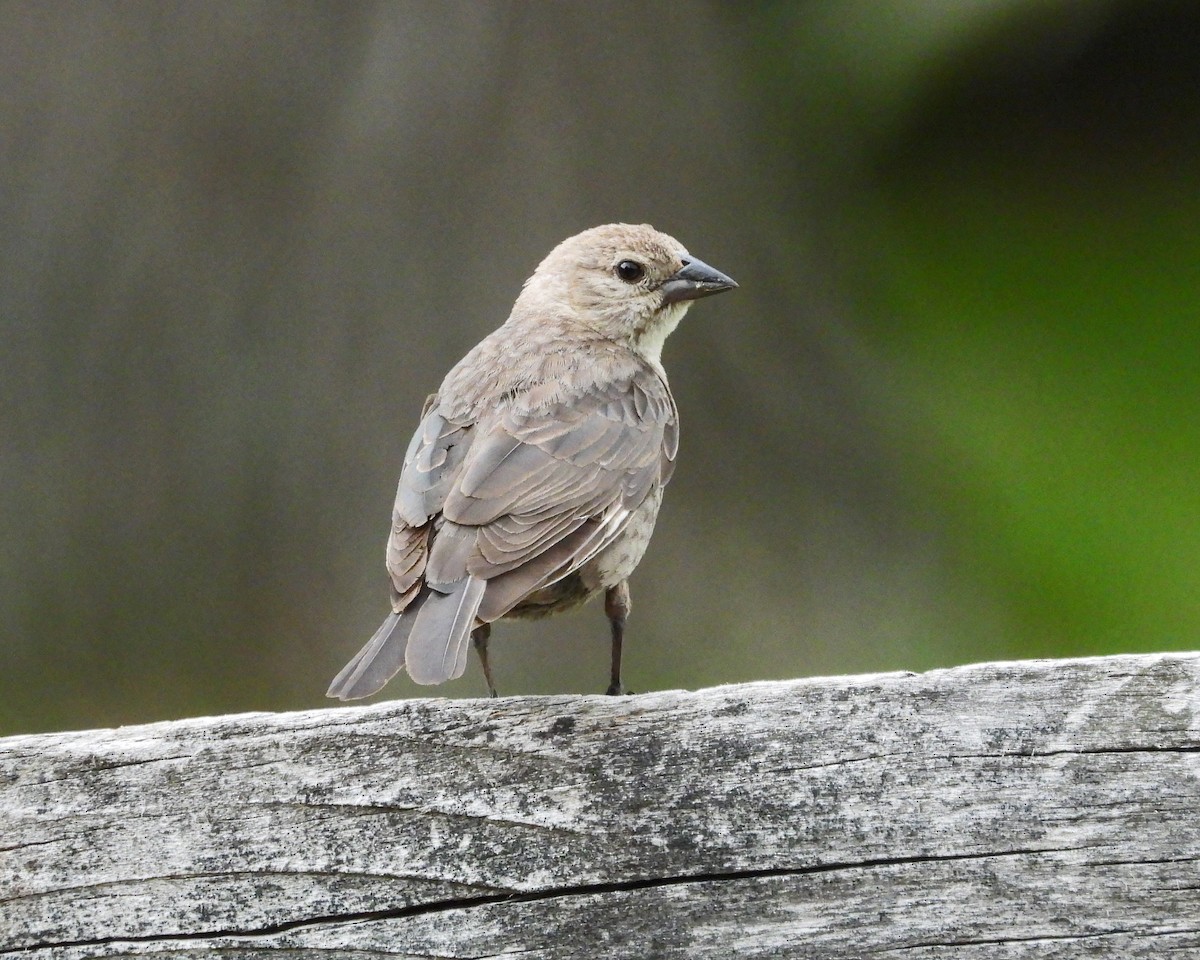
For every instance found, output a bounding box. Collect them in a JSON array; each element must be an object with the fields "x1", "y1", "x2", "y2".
[{"x1": 327, "y1": 223, "x2": 737, "y2": 700}]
